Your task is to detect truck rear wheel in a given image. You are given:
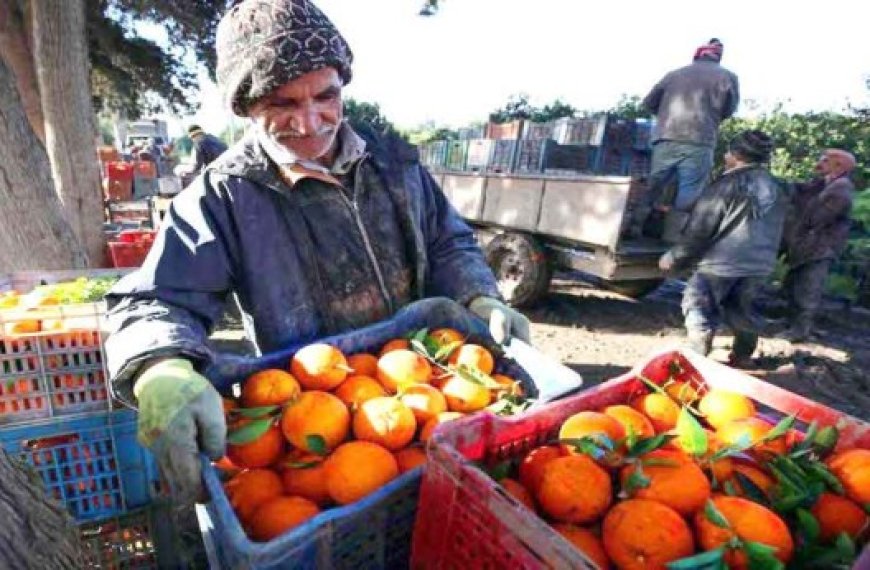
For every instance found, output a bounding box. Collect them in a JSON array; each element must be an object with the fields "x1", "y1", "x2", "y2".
[
  {"x1": 484, "y1": 233, "x2": 552, "y2": 308},
  {"x1": 605, "y1": 279, "x2": 664, "y2": 298}
]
